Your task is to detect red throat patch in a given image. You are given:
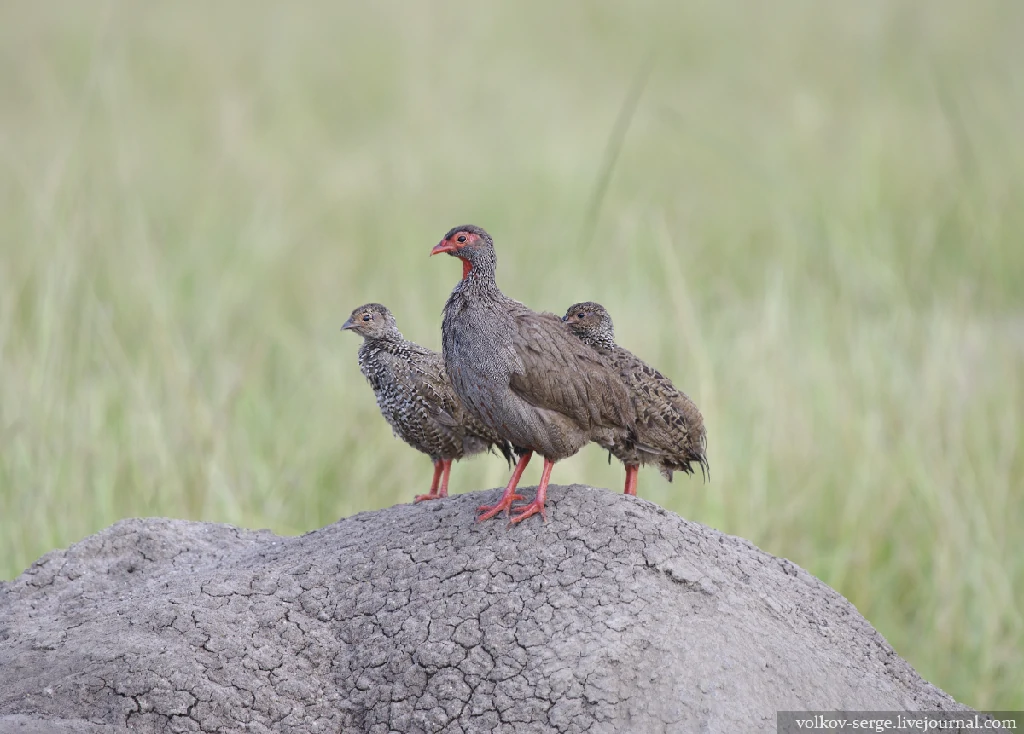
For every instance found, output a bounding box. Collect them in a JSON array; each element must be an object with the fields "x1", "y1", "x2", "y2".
[{"x1": 462, "y1": 260, "x2": 472, "y2": 280}]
